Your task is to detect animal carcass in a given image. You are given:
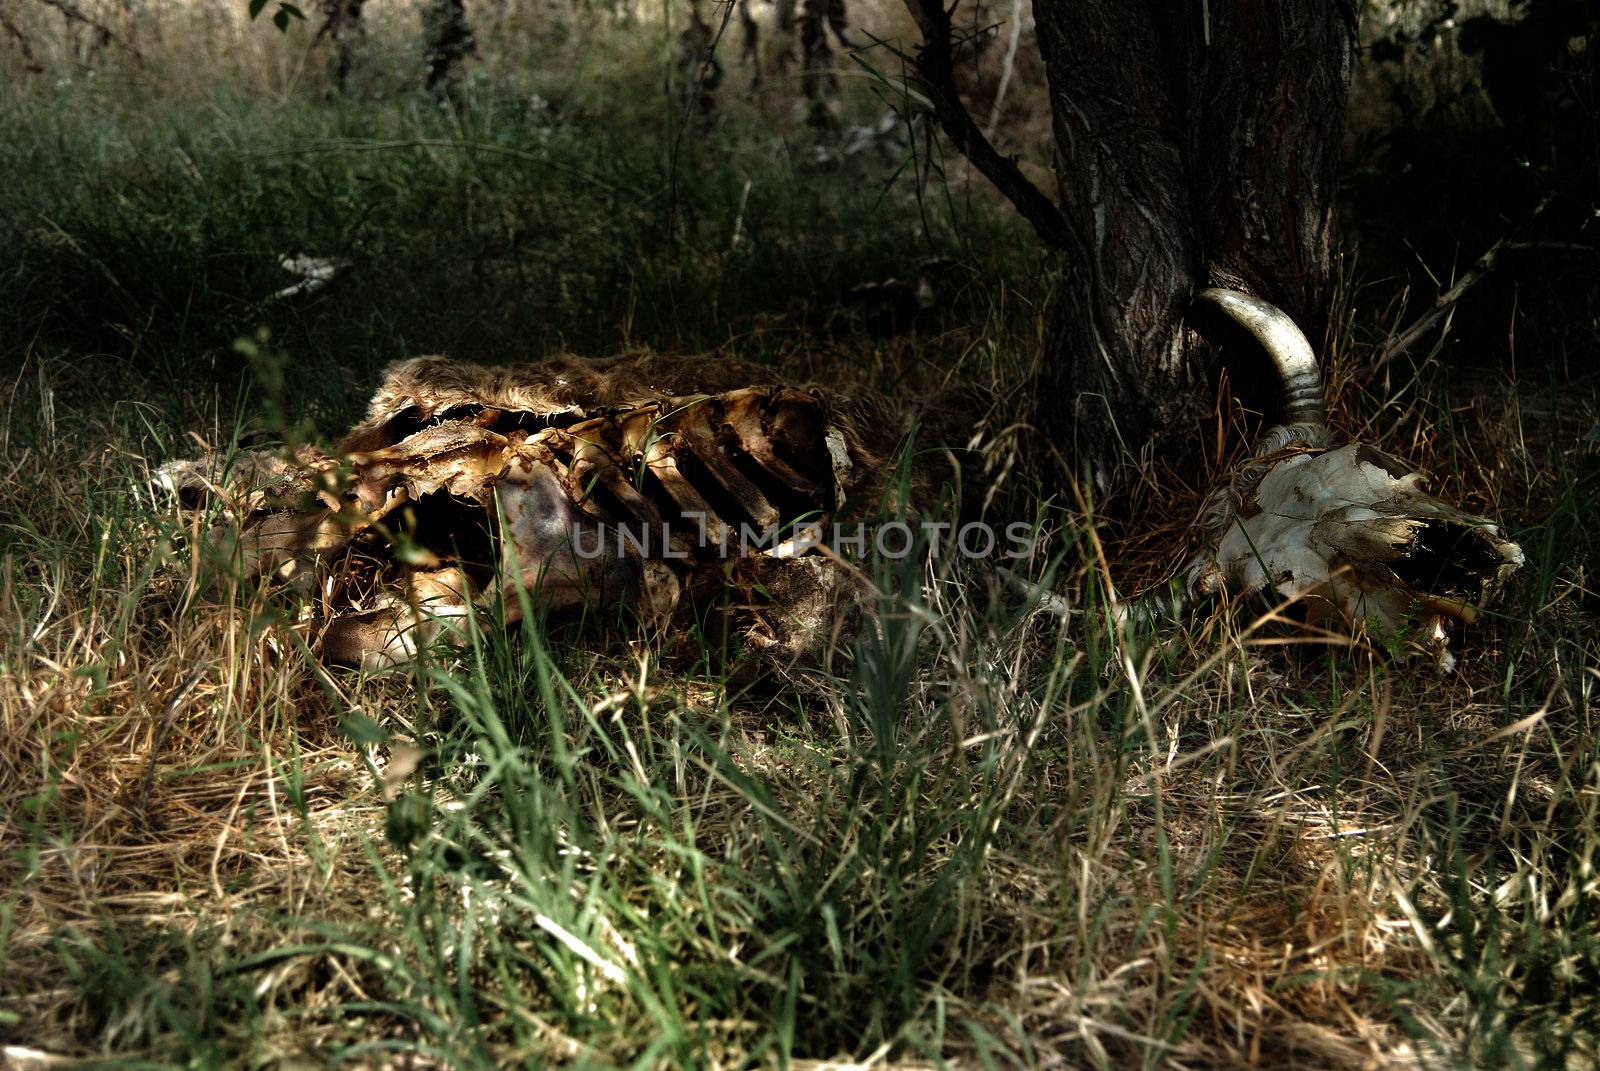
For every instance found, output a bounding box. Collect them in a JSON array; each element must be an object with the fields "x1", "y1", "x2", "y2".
[
  {"x1": 159, "y1": 354, "x2": 946, "y2": 669},
  {"x1": 160, "y1": 290, "x2": 1524, "y2": 671},
  {"x1": 1135, "y1": 290, "x2": 1524, "y2": 668}
]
